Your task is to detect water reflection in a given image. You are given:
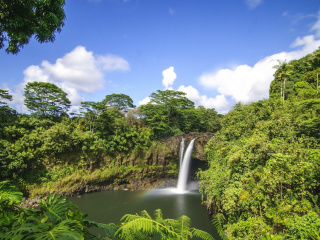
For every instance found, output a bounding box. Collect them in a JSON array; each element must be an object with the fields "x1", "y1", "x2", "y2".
[{"x1": 69, "y1": 187, "x2": 219, "y2": 239}]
